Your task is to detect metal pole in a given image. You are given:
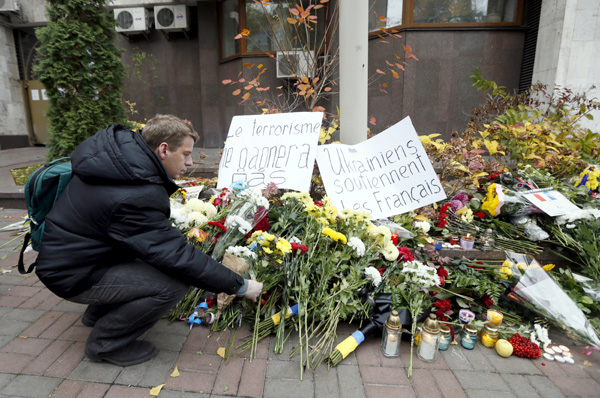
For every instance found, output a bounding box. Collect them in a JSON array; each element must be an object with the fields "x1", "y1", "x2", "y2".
[{"x1": 339, "y1": 0, "x2": 368, "y2": 144}]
